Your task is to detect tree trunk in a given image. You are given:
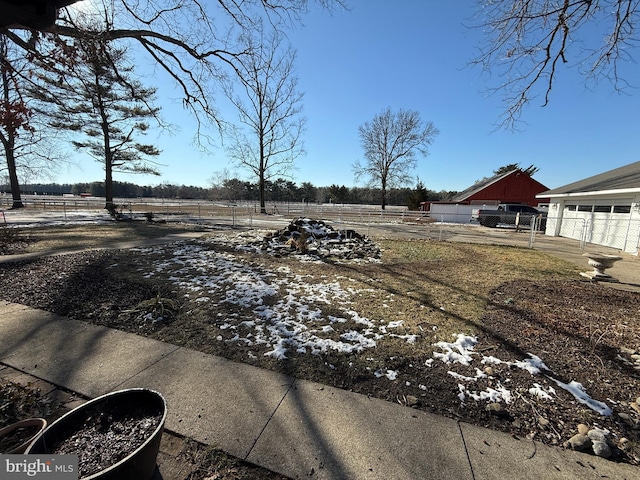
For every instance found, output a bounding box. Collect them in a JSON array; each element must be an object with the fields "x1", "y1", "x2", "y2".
[
  {"x1": 259, "y1": 172, "x2": 266, "y2": 214},
  {"x1": 99, "y1": 106, "x2": 116, "y2": 215},
  {"x1": 380, "y1": 182, "x2": 387, "y2": 210},
  {"x1": 259, "y1": 147, "x2": 266, "y2": 214},
  {"x1": 5, "y1": 142, "x2": 24, "y2": 209},
  {"x1": 1, "y1": 49, "x2": 23, "y2": 210},
  {"x1": 104, "y1": 152, "x2": 115, "y2": 215}
]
